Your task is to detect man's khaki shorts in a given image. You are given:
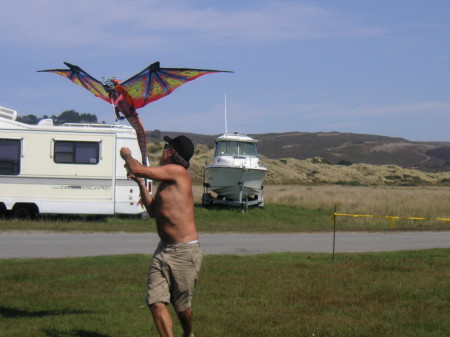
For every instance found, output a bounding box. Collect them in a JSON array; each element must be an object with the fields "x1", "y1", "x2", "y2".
[{"x1": 147, "y1": 241, "x2": 203, "y2": 312}]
